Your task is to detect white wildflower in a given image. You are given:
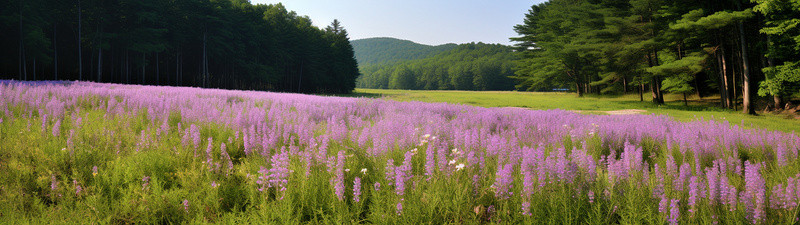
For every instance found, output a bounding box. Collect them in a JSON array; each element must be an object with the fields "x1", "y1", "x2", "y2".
[{"x1": 456, "y1": 164, "x2": 465, "y2": 171}]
